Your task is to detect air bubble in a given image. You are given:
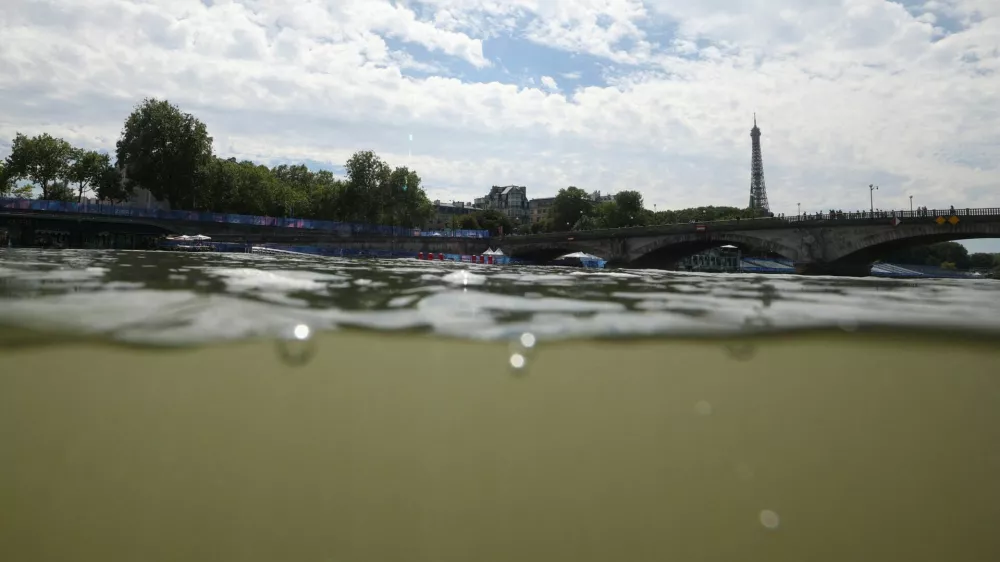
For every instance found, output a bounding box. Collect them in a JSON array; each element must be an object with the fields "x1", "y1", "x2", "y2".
[
  {"x1": 519, "y1": 332, "x2": 536, "y2": 349},
  {"x1": 276, "y1": 323, "x2": 317, "y2": 367},
  {"x1": 759, "y1": 510, "x2": 780, "y2": 530},
  {"x1": 509, "y1": 352, "x2": 526, "y2": 371}
]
